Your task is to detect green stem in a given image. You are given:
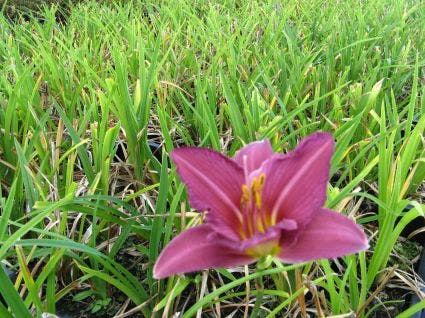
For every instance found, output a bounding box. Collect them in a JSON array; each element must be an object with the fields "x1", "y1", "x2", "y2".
[
  {"x1": 250, "y1": 273, "x2": 264, "y2": 318},
  {"x1": 250, "y1": 257, "x2": 271, "y2": 318}
]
